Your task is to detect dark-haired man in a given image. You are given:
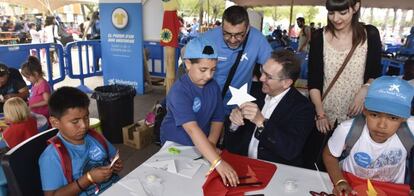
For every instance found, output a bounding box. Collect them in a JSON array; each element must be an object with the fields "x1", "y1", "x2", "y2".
[
  {"x1": 0, "y1": 63, "x2": 29, "y2": 110},
  {"x1": 225, "y1": 50, "x2": 315, "y2": 167},
  {"x1": 297, "y1": 17, "x2": 311, "y2": 53},
  {"x1": 201, "y1": 6, "x2": 272, "y2": 114}
]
